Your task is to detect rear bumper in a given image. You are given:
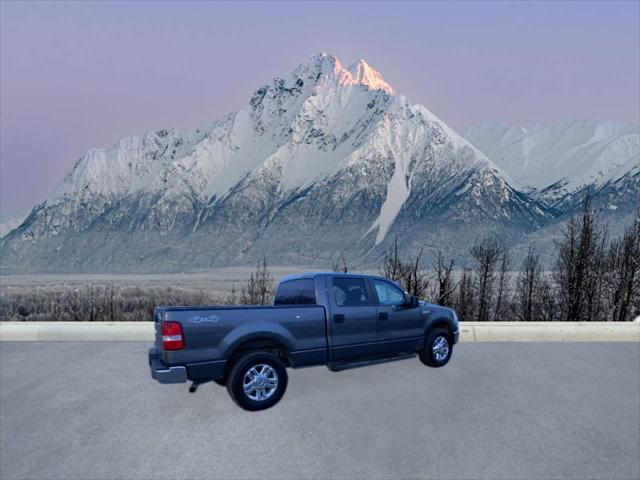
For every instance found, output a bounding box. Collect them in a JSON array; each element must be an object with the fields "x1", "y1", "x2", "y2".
[
  {"x1": 148, "y1": 348, "x2": 187, "y2": 384},
  {"x1": 148, "y1": 348, "x2": 226, "y2": 384},
  {"x1": 453, "y1": 327, "x2": 460, "y2": 344}
]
